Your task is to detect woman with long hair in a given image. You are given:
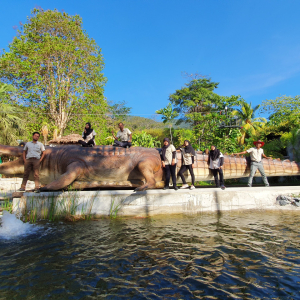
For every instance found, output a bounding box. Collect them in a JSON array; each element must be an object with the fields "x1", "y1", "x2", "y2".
[
  {"x1": 161, "y1": 138, "x2": 178, "y2": 190},
  {"x1": 208, "y1": 145, "x2": 225, "y2": 189},
  {"x1": 178, "y1": 140, "x2": 196, "y2": 190},
  {"x1": 78, "y1": 122, "x2": 96, "y2": 147}
]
